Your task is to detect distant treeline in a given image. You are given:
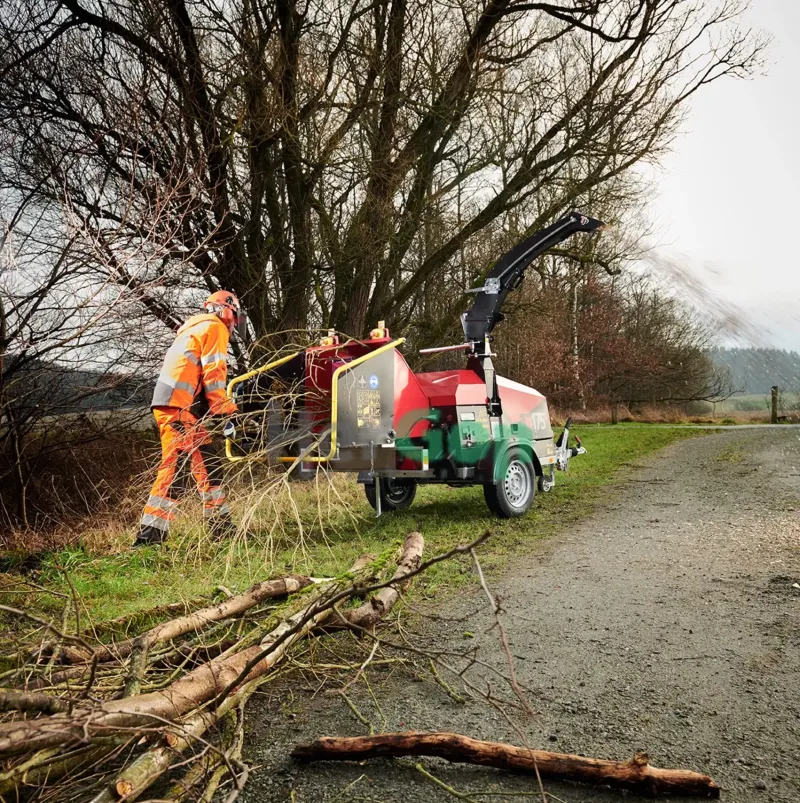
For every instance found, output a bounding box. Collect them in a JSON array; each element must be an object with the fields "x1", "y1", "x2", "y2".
[
  {"x1": 2, "y1": 357, "x2": 150, "y2": 414},
  {"x1": 710, "y1": 348, "x2": 800, "y2": 396}
]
